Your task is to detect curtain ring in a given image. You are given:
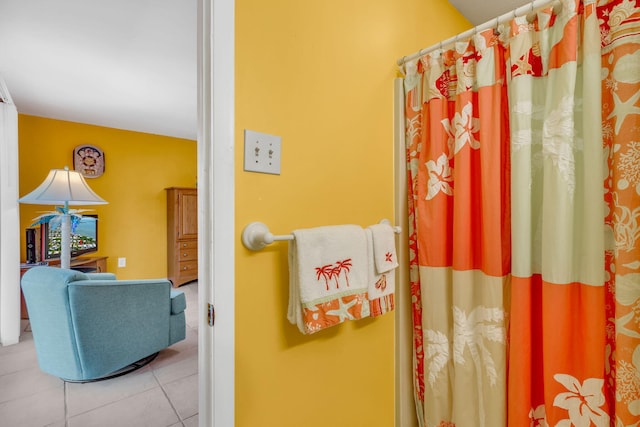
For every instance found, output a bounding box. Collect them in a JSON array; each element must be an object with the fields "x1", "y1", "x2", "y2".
[
  {"x1": 552, "y1": 0, "x2": 563, "y2": 16},
  {"x1": 466, "y1": 27, "x2": 476, "y2": 48},
  {"x1": 526, "y1": 1, "x2": 536, "y2": 23}
]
